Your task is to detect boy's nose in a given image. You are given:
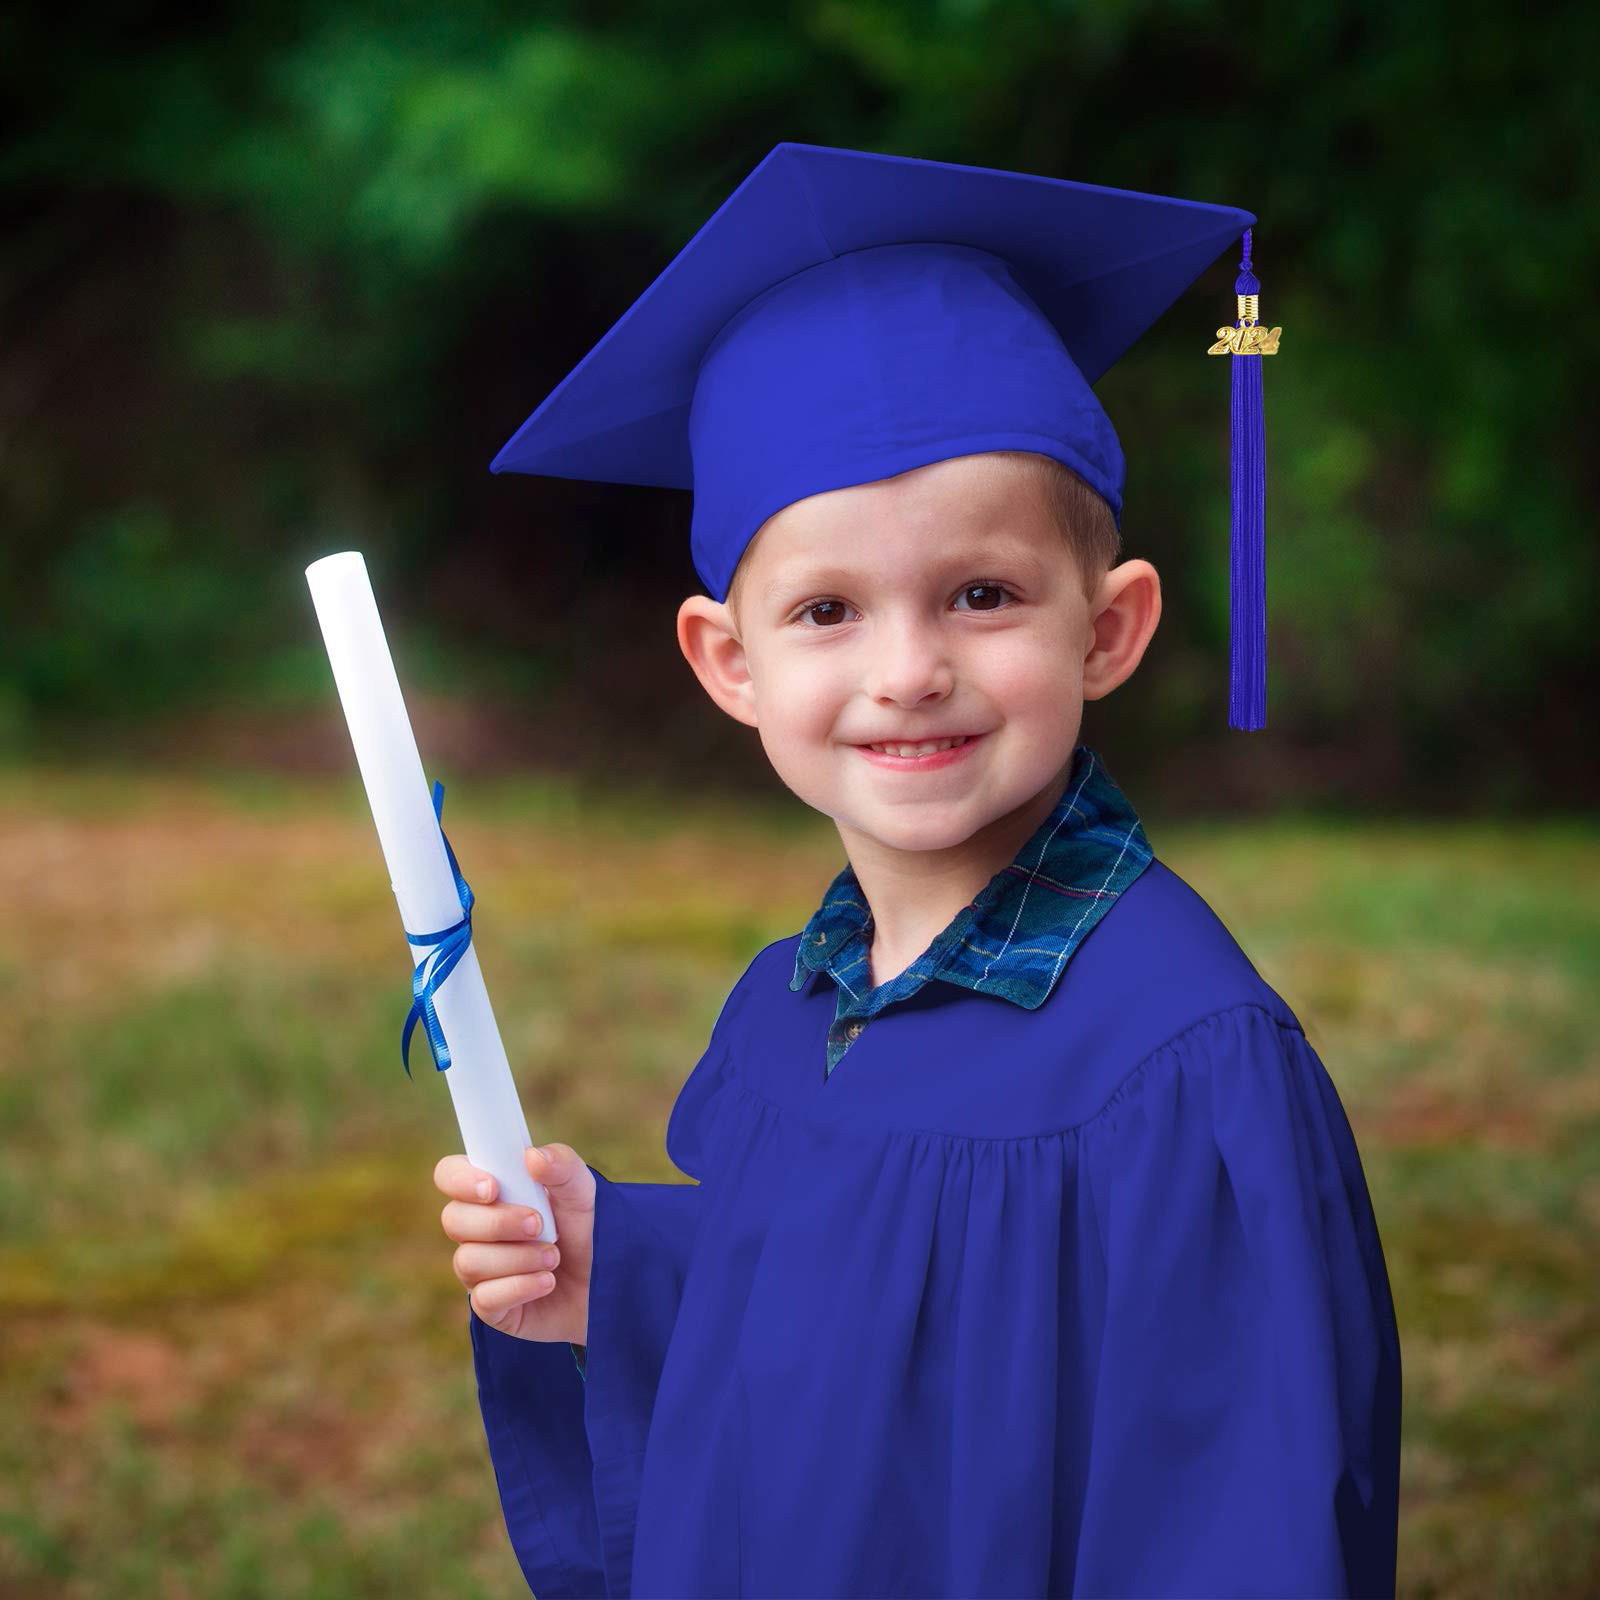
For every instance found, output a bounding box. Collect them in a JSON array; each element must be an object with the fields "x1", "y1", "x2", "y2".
[{"x1": 862, "y1": 624, "x2": 956, "y2": 706}]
